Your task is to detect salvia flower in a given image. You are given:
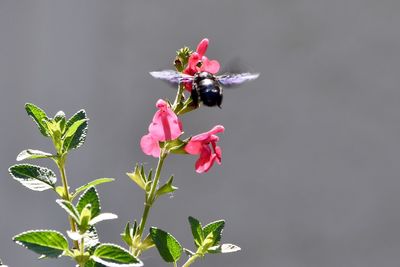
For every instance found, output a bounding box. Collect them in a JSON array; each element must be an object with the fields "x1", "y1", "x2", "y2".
[
  {"x1": 185, "y1": 125, "x2": 224, "y2": 173},
  {"x1": 183, "y1": 38, "x2": 221, "y2": 91},
  {"x1": 141, "y1": 99, "x2": 183, "y2": 157}
]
